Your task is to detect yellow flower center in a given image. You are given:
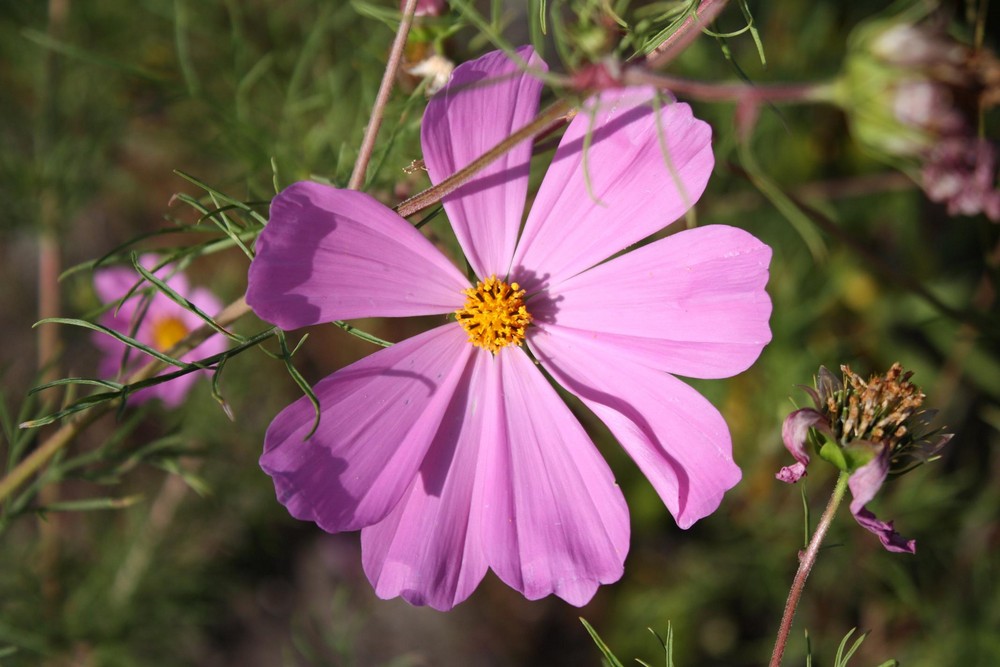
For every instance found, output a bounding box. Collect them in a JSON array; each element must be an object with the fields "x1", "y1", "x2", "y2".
[
  {"x1": 151, "y1": 315, "x2": 189, "y2": 352},
  {"x1": 456, "y1": 276, "x2": 532, "y2": 354}
]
